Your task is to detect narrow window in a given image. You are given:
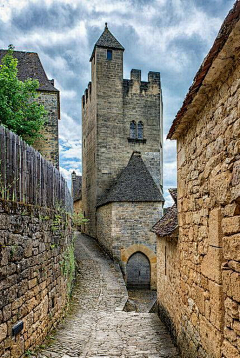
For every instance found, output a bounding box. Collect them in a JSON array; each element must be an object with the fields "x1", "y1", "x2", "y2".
[
  {"x1": 138, "y1": 121, "x2": 144, "y2": 139},
  {"x1": 107, "y1": 49, "x2": 112, "y2": 60},
  {"x1": 130, "y1": 121, "x2": 136, "y2": 139}
]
